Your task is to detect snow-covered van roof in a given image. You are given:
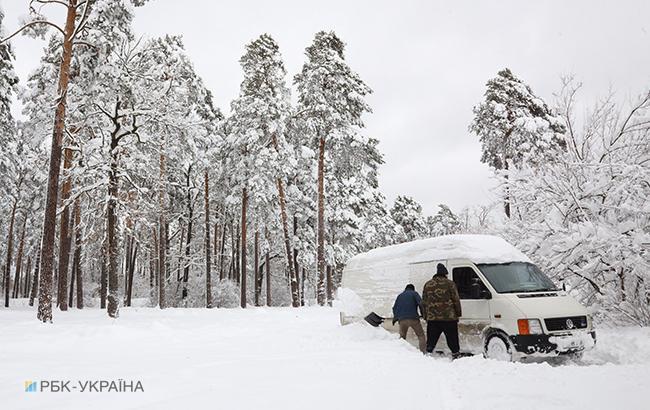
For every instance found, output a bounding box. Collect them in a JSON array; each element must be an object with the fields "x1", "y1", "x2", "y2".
[
  {"x1": 345, "y1": 234, "x2": 530, "y2": 271},
  {"x1": 338, "y1": 235, "x2": 531, "y2": 318}
]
